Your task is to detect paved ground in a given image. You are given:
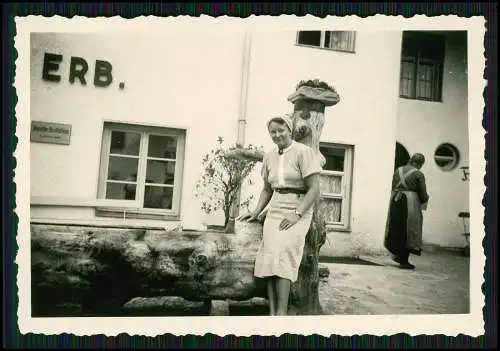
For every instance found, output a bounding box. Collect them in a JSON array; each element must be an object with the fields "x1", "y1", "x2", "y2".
[{"x1": 318, "y1": 249, "x2": 470, "y2": 315}]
